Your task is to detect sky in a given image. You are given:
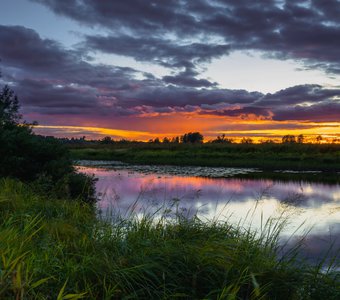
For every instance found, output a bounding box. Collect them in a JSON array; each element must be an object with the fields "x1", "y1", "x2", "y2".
[{"x1": 0, "y1": 0, "x2": 339, "y2": 142}]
